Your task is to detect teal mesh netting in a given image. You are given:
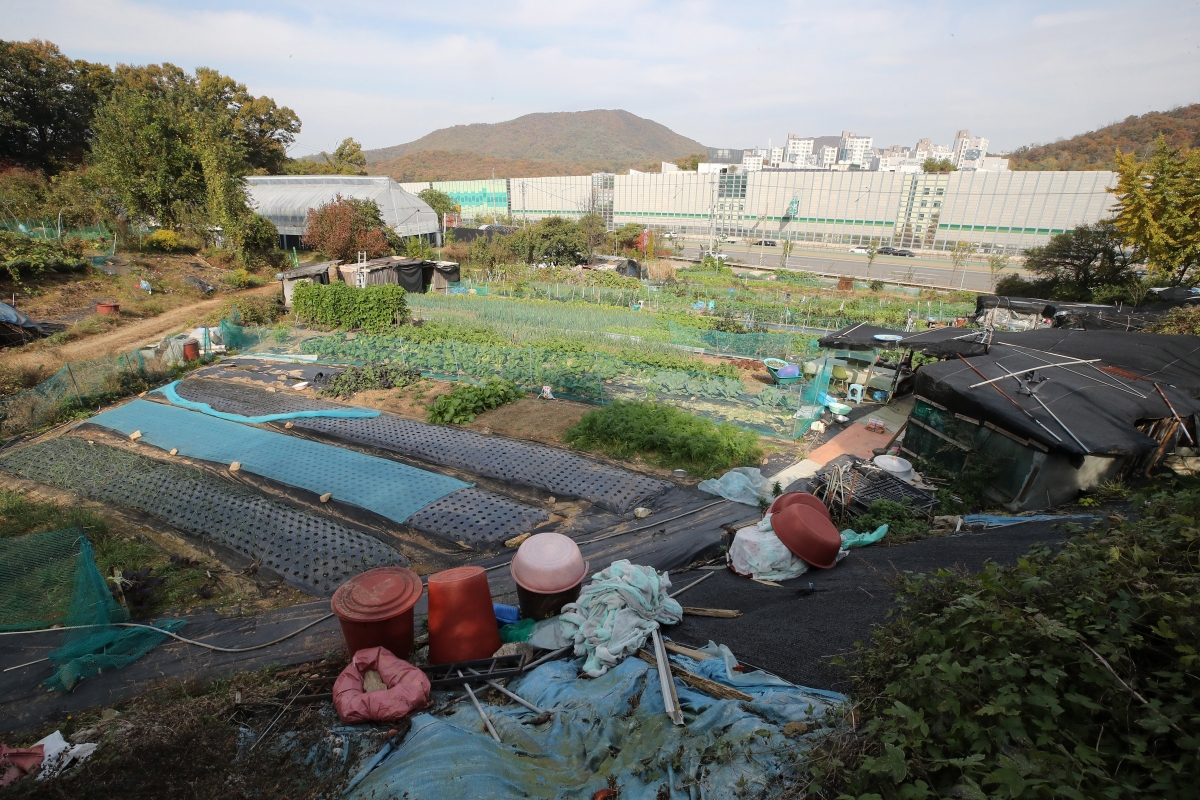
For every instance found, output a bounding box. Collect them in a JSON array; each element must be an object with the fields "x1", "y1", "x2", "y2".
[
  {"x1": 668, "y1": 322, "x2": 816, "y2": 359},
  {"x1": 0, "y1": 528, "x2": 184, "y2": 692}
]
